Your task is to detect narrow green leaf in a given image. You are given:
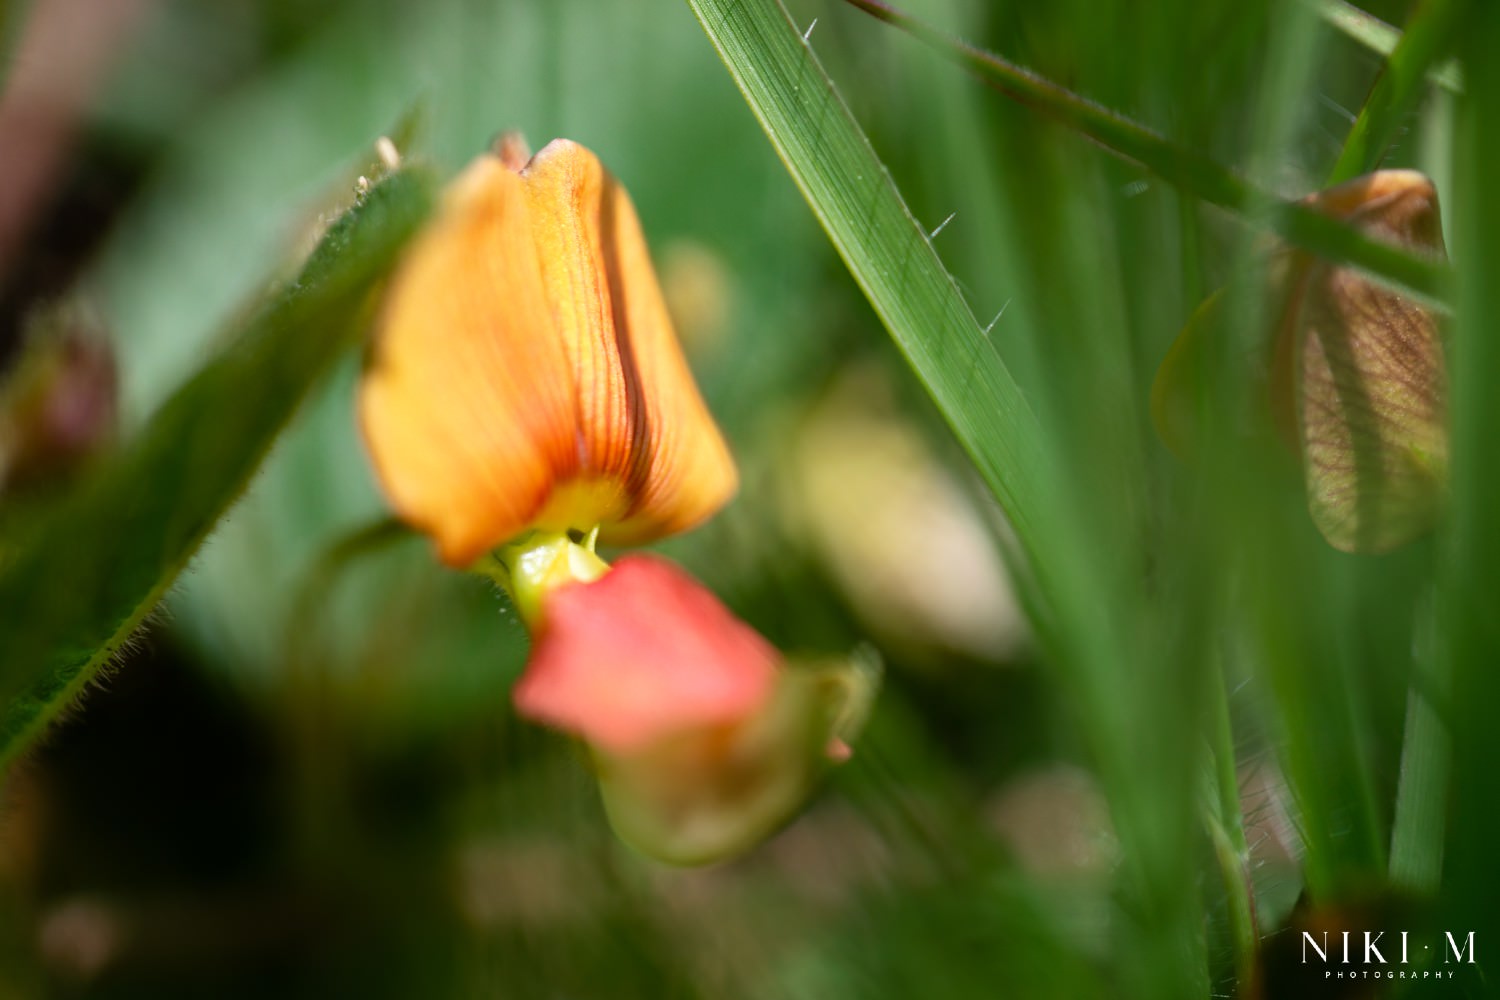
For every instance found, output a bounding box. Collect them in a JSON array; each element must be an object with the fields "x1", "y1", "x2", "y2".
[
  {"x1": 1389, "y1": 673, "x2": 1449, "y2": 893},
  {"x1": 682, "y1": 0, "x2": 1053, "y2": 567},
  {"x1": 0, "y1": 167, "x2": 434, "y2": 768},
  {"x1": 1205, "y1": 662, "x2": 1258, "y2": 991}
]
